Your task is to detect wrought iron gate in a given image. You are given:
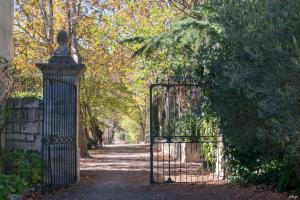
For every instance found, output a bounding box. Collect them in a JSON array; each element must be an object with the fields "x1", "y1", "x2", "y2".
[
  {"x1": 150, "y1": 83, "x2": 224, "y2": 184},
  {"x1": 41, "y1": 75, "x2": 78, "y2": 191}
]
